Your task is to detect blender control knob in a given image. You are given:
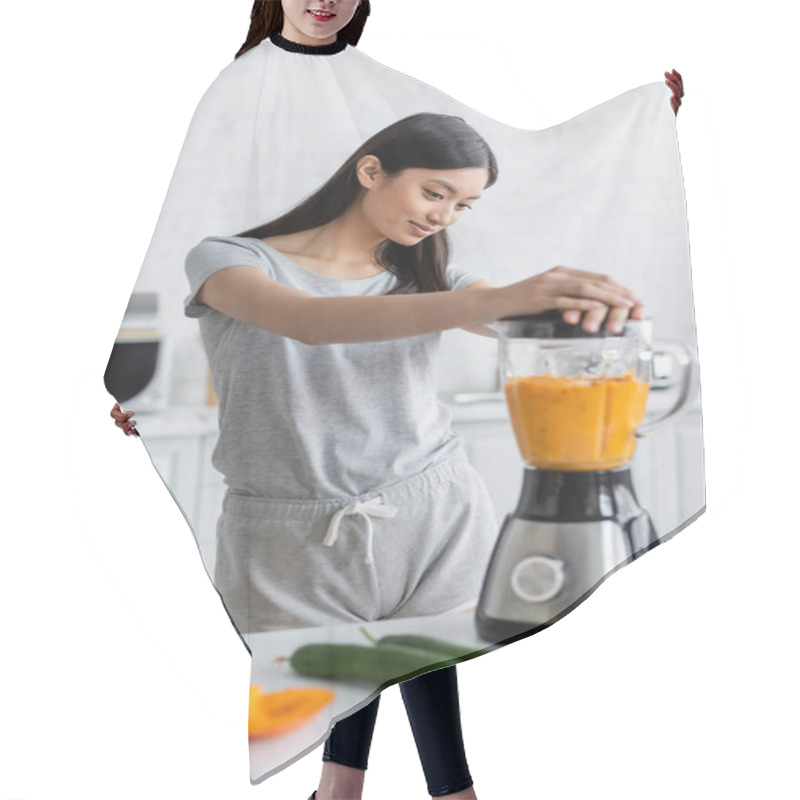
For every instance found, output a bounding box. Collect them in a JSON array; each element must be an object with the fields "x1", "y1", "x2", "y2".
[{"x1": 510, "y1": 556, "x2": 565, "y2": 603}]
